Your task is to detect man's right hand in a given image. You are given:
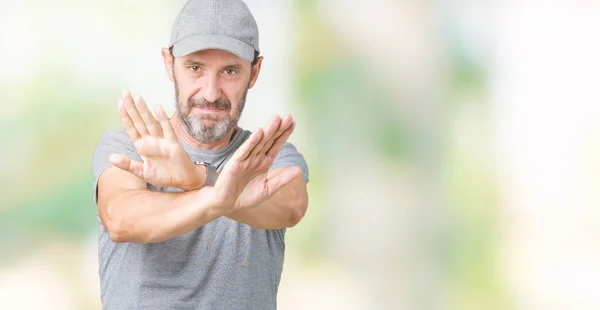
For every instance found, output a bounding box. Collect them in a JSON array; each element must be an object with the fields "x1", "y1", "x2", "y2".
[{"x1": 109, "y1": 91, "x2": 203, "y2": 191}]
